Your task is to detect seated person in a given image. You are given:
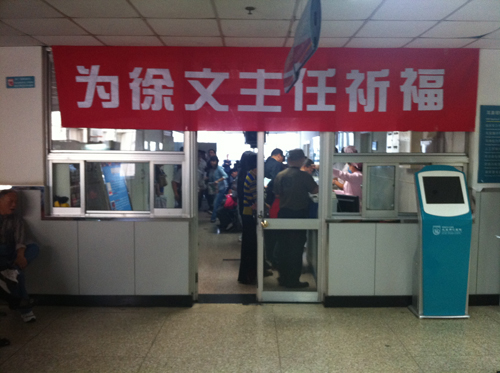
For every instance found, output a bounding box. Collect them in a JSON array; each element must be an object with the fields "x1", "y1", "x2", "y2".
[{"x1": 0, "y1": 189, "x2": 39, "y2": 323}]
